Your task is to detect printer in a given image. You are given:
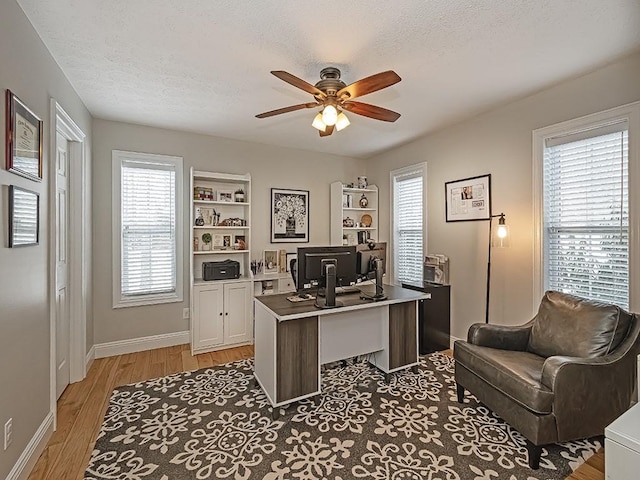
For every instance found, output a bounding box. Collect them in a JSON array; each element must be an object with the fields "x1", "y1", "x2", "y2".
[{"x1": 203, "y1": 260, "x2": 240, "y2": 281}]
